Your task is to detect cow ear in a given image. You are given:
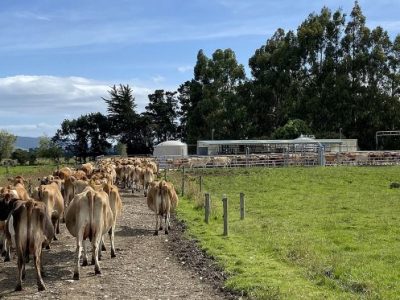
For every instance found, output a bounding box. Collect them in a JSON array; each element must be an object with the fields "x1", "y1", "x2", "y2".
[{"x1": 38, "y1": 178, "x2": 41, "y2": 181}]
